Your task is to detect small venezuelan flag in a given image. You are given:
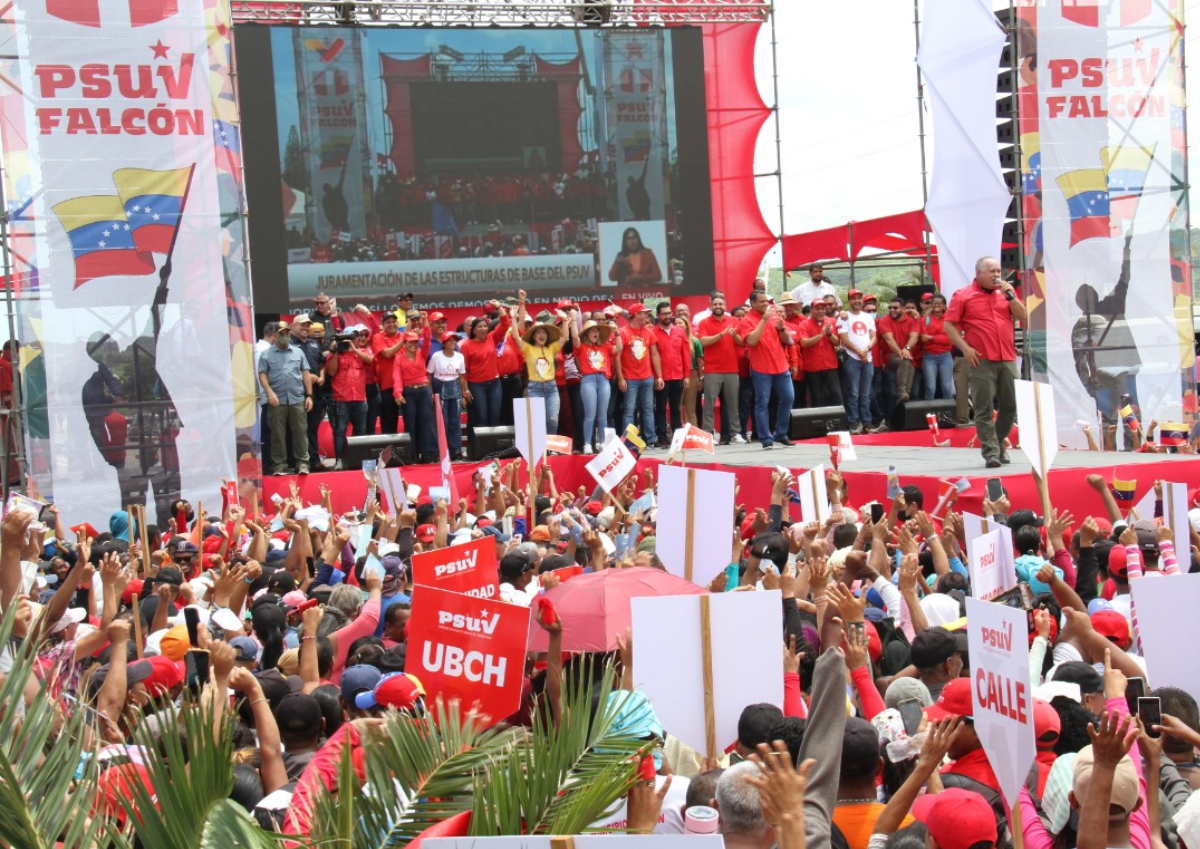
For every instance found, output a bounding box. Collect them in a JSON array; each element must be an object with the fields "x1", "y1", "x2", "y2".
[
  {"x1": 1119, "y1": 404, "x2": 1140, "y2": 432},
  {"x1": 1112, "y1": 476, "x2": 1137, "y2": 503}
]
